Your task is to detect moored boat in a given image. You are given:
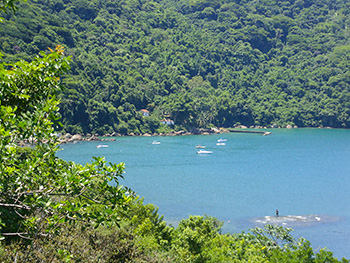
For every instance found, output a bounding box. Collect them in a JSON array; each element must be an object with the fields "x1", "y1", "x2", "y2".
[
  {"x1": 196, "y1": 149, "x2": 213, "y2": 154},
  {"x1": 96, "y1": 144, "x2": 109, "y2": 148}
]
